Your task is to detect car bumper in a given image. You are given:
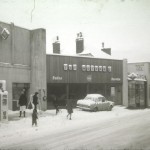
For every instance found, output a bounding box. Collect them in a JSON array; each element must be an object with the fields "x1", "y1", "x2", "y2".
[{"x1": 76, "y1": 106, "x2": 91, "y2": 110}]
